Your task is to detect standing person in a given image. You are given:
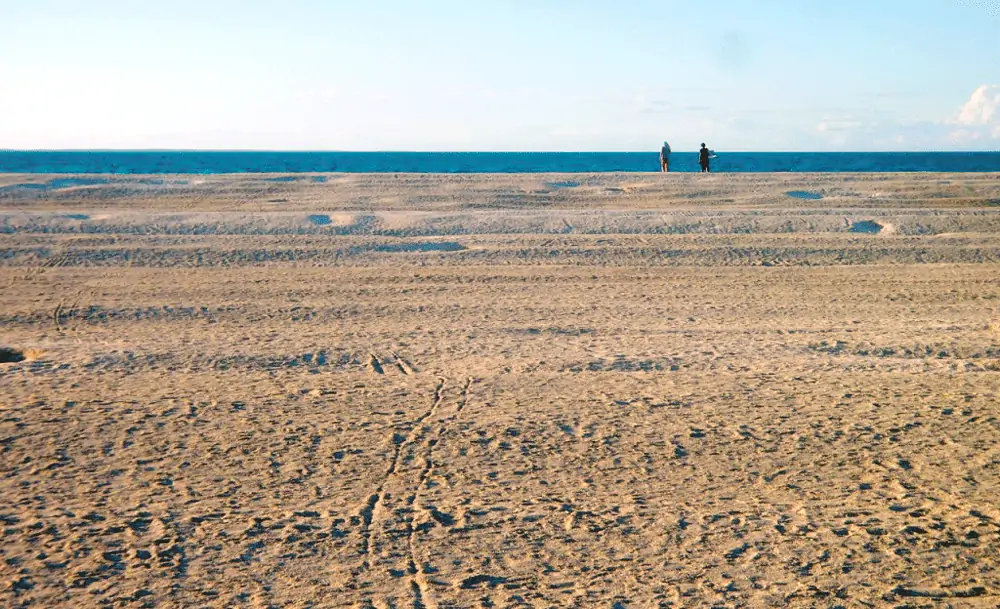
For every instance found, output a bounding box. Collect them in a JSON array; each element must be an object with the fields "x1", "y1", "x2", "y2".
[
  {"x1": 659, "y1": 141, "x2": 671, "y2": 172},
  {"x1": 698, "y1": 143, "x2": 711, "y2": 173}
]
